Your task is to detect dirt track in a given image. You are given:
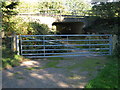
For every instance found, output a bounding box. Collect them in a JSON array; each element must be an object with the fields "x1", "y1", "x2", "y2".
[{"x1": 2, "y1": 56, "x2": 109, "y2": 88}]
